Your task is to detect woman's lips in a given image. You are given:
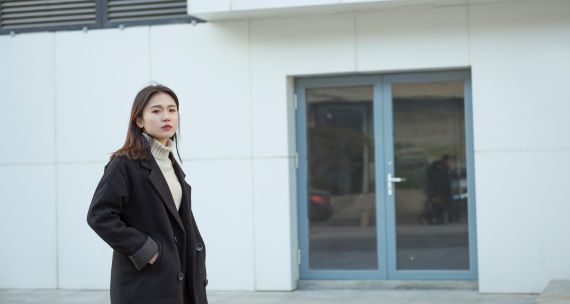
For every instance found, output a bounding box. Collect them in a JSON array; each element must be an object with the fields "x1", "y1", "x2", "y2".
[{"x1": 161, "y1": 126, "x2": 172, "y2": 131}]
